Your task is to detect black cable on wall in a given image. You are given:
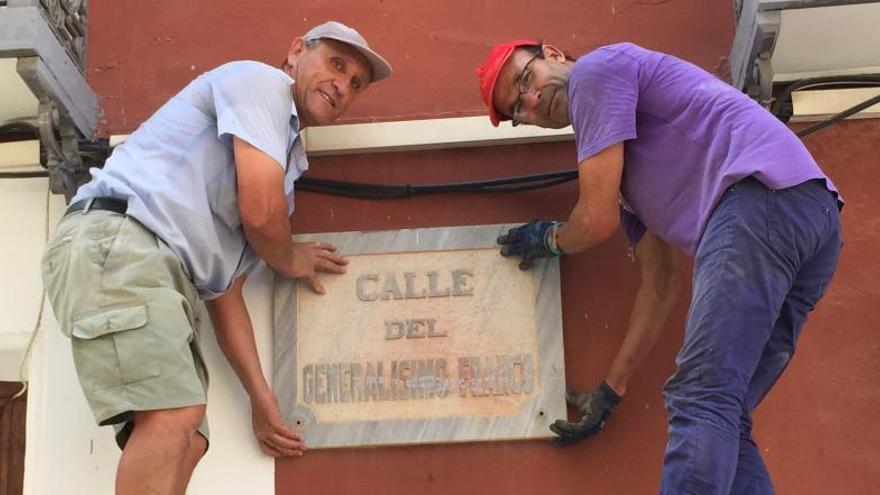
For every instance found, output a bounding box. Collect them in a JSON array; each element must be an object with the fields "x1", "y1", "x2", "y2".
[{"x1": 2, "y1": 77, "x2": 877, "y2": 192}]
